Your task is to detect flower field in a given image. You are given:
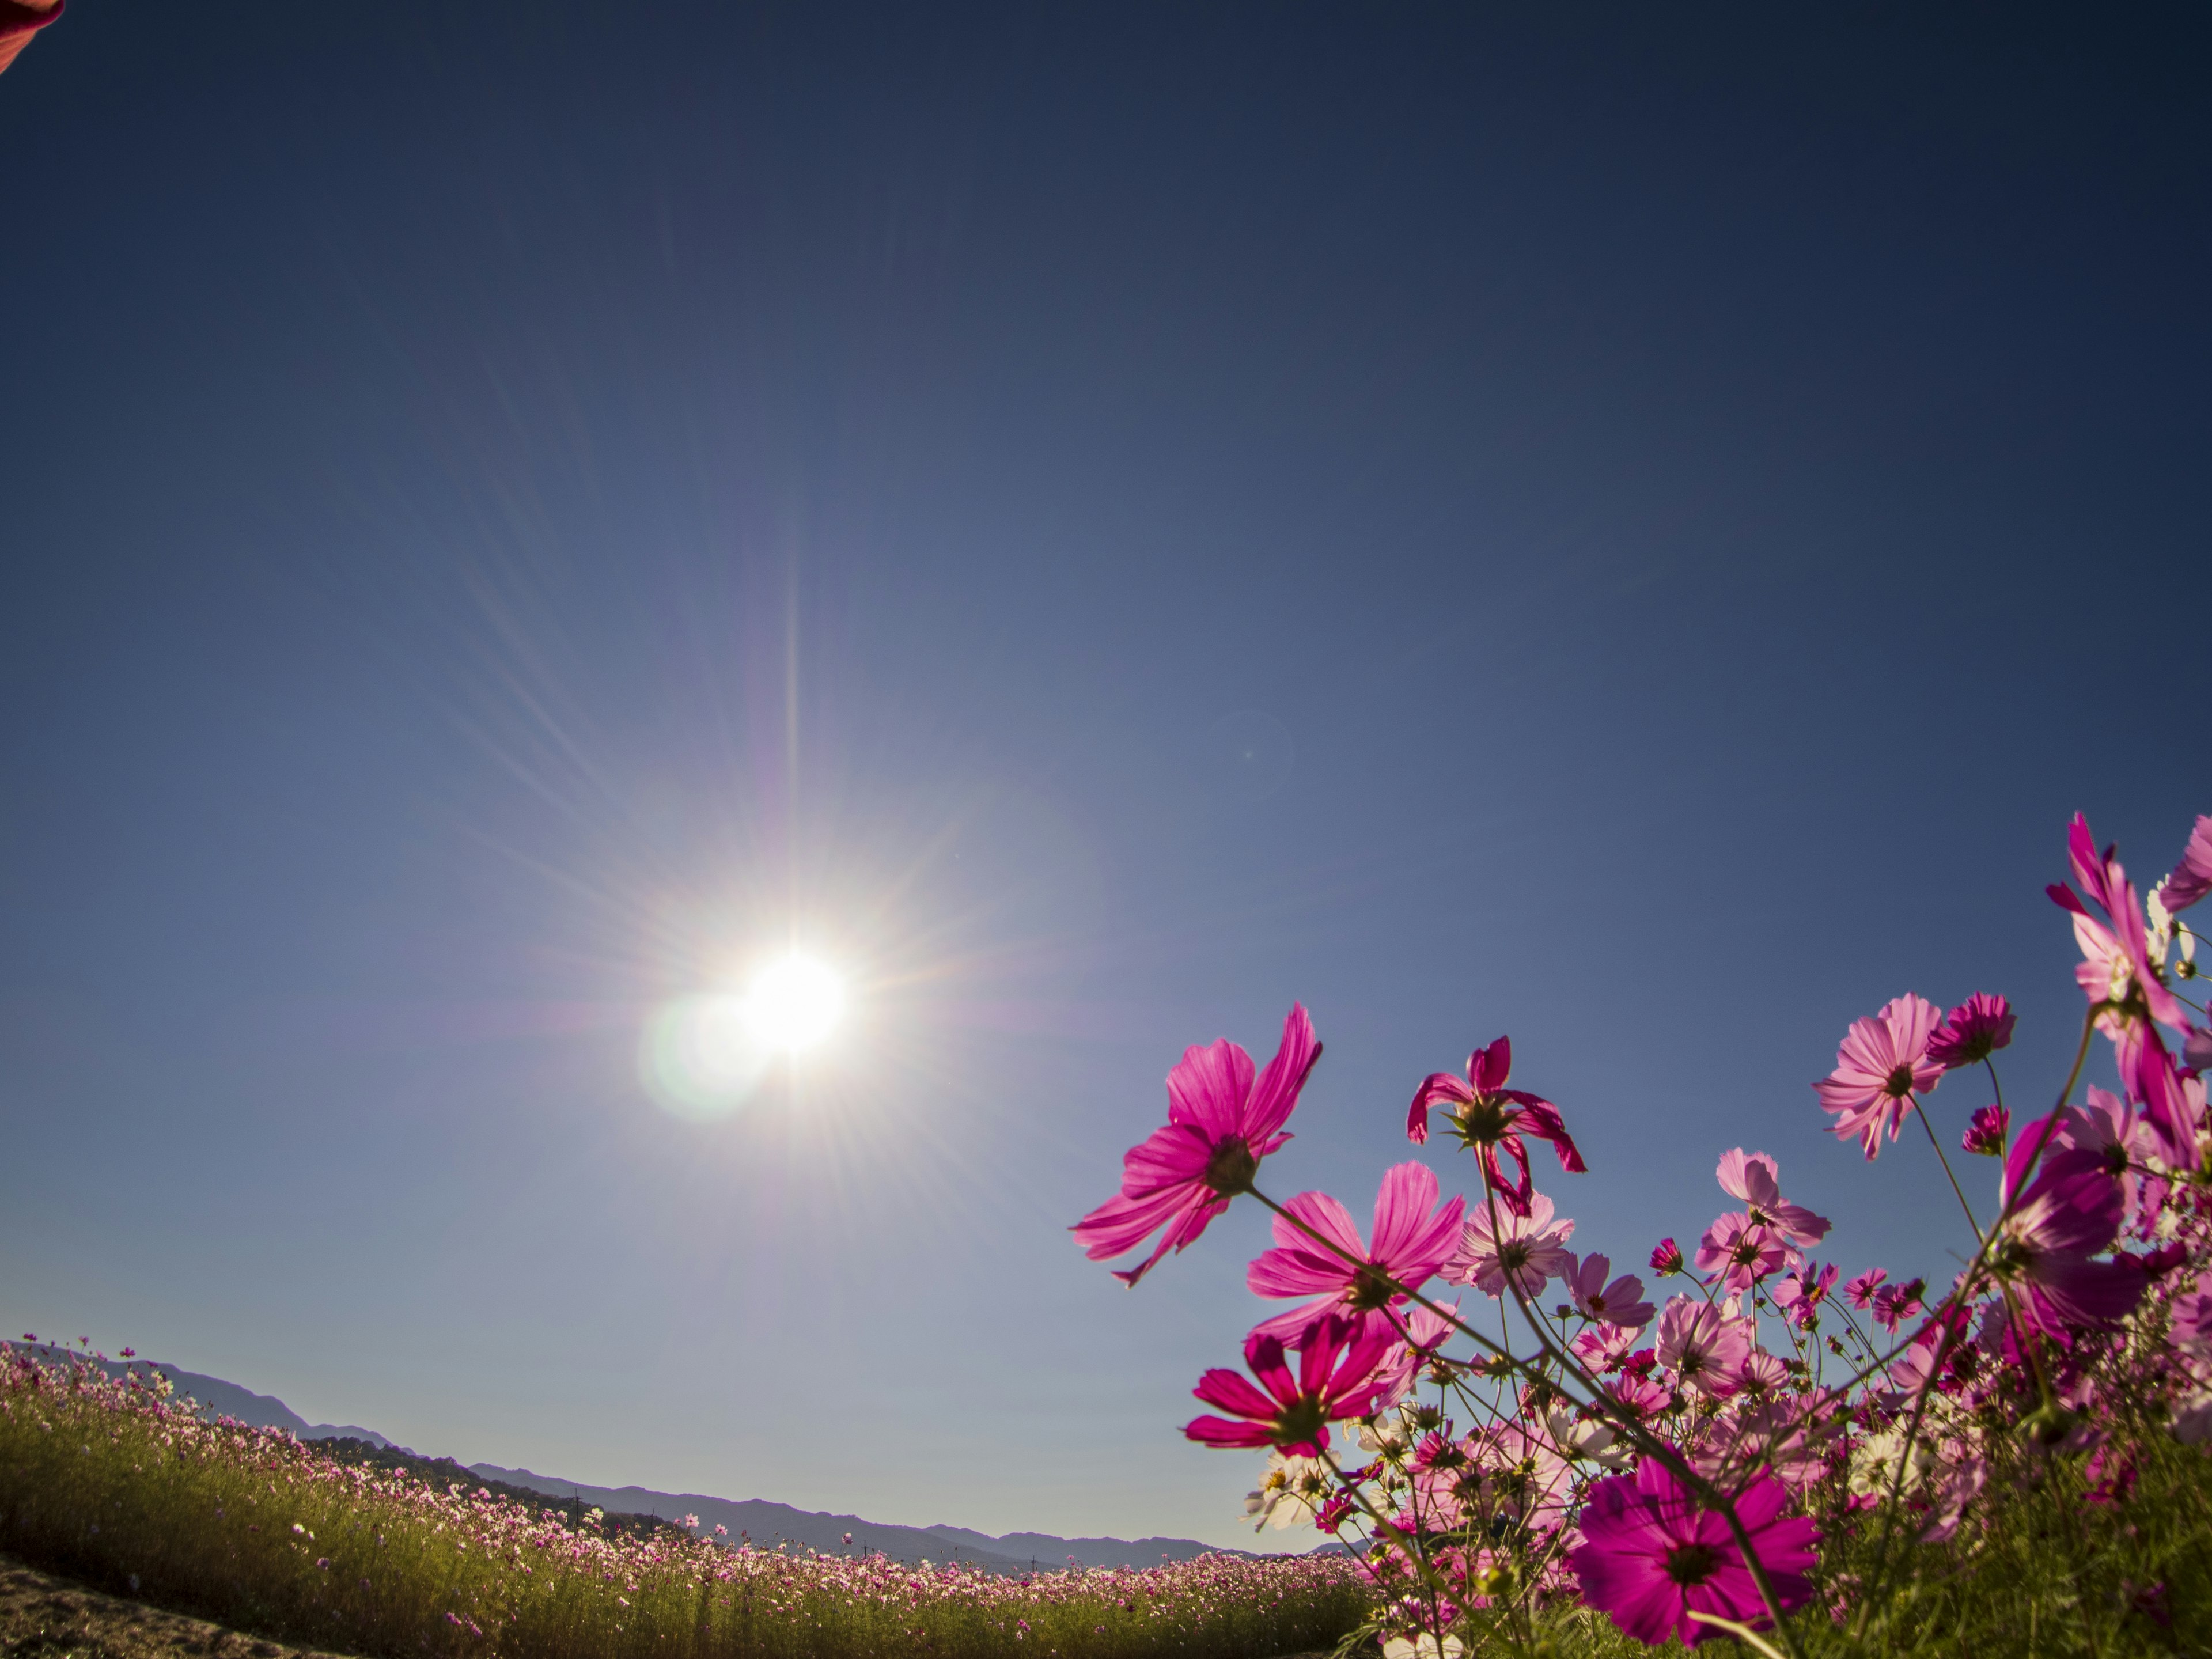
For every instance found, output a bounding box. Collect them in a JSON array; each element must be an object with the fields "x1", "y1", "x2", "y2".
[{"x1": 0, "y1": 1351, "x2": 1368, "y2": 1659}]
